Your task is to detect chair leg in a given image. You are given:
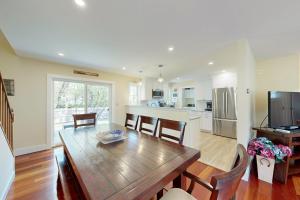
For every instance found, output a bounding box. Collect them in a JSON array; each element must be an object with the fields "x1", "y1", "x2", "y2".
[
  {"x1": 56, "y1": 174, "x2": 63, "y2": 198},
  {"x1": 230, "y1": 193, "x2": 236, "y2": 200},
  {"x1": 173, "y1": 174, "x2": 186, "y2": 189},
  {"x1": 157, "y1": 189, "x2": 164, "y2": 199}
]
